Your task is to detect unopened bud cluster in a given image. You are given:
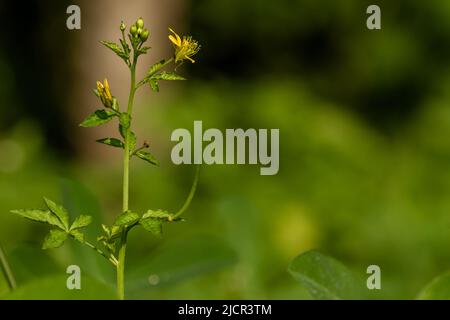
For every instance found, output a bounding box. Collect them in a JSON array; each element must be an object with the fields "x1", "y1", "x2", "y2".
[{"x1": 130, "y1": 17, "x2": 149, "y2": 43}]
